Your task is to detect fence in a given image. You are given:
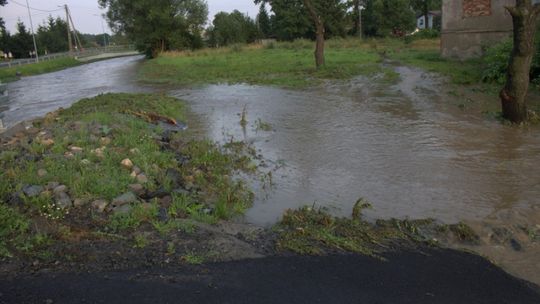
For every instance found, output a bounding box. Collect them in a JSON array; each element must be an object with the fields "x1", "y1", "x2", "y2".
[{"x1": 0, "y1": 45, "x2": 136, "y2": 69}]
